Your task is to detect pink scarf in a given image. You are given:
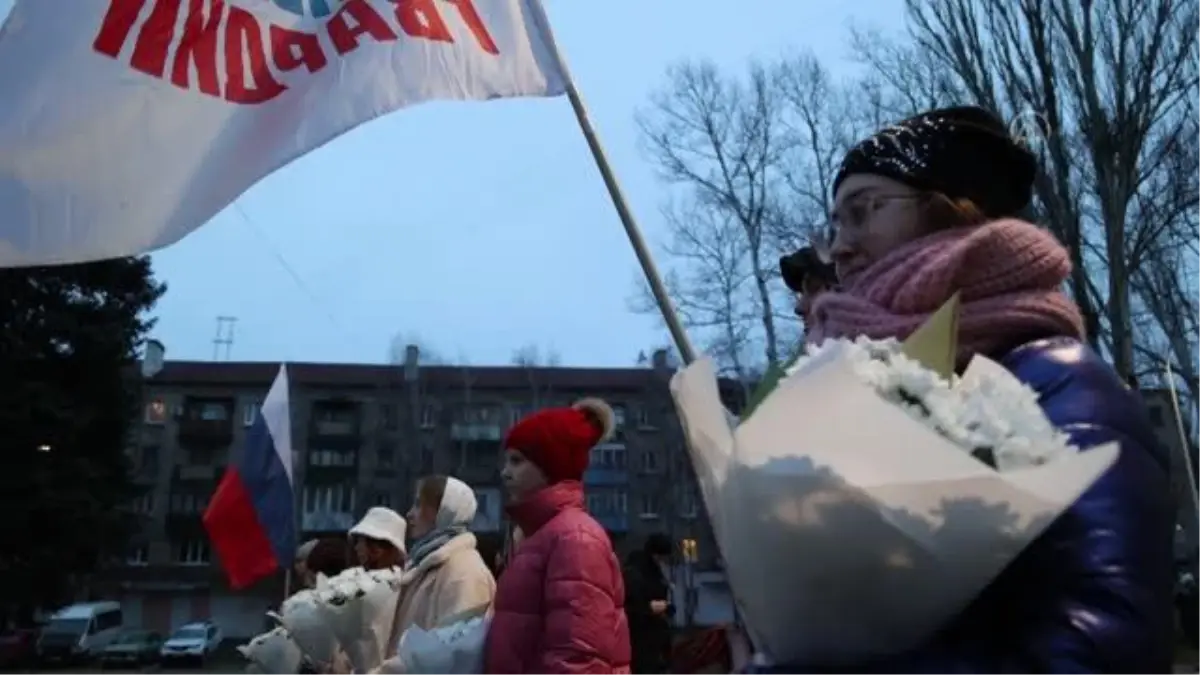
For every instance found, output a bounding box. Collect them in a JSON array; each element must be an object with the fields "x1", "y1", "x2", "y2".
[{"x1": 806, "y1": 218, "x2": 1084, "y2": 363}]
